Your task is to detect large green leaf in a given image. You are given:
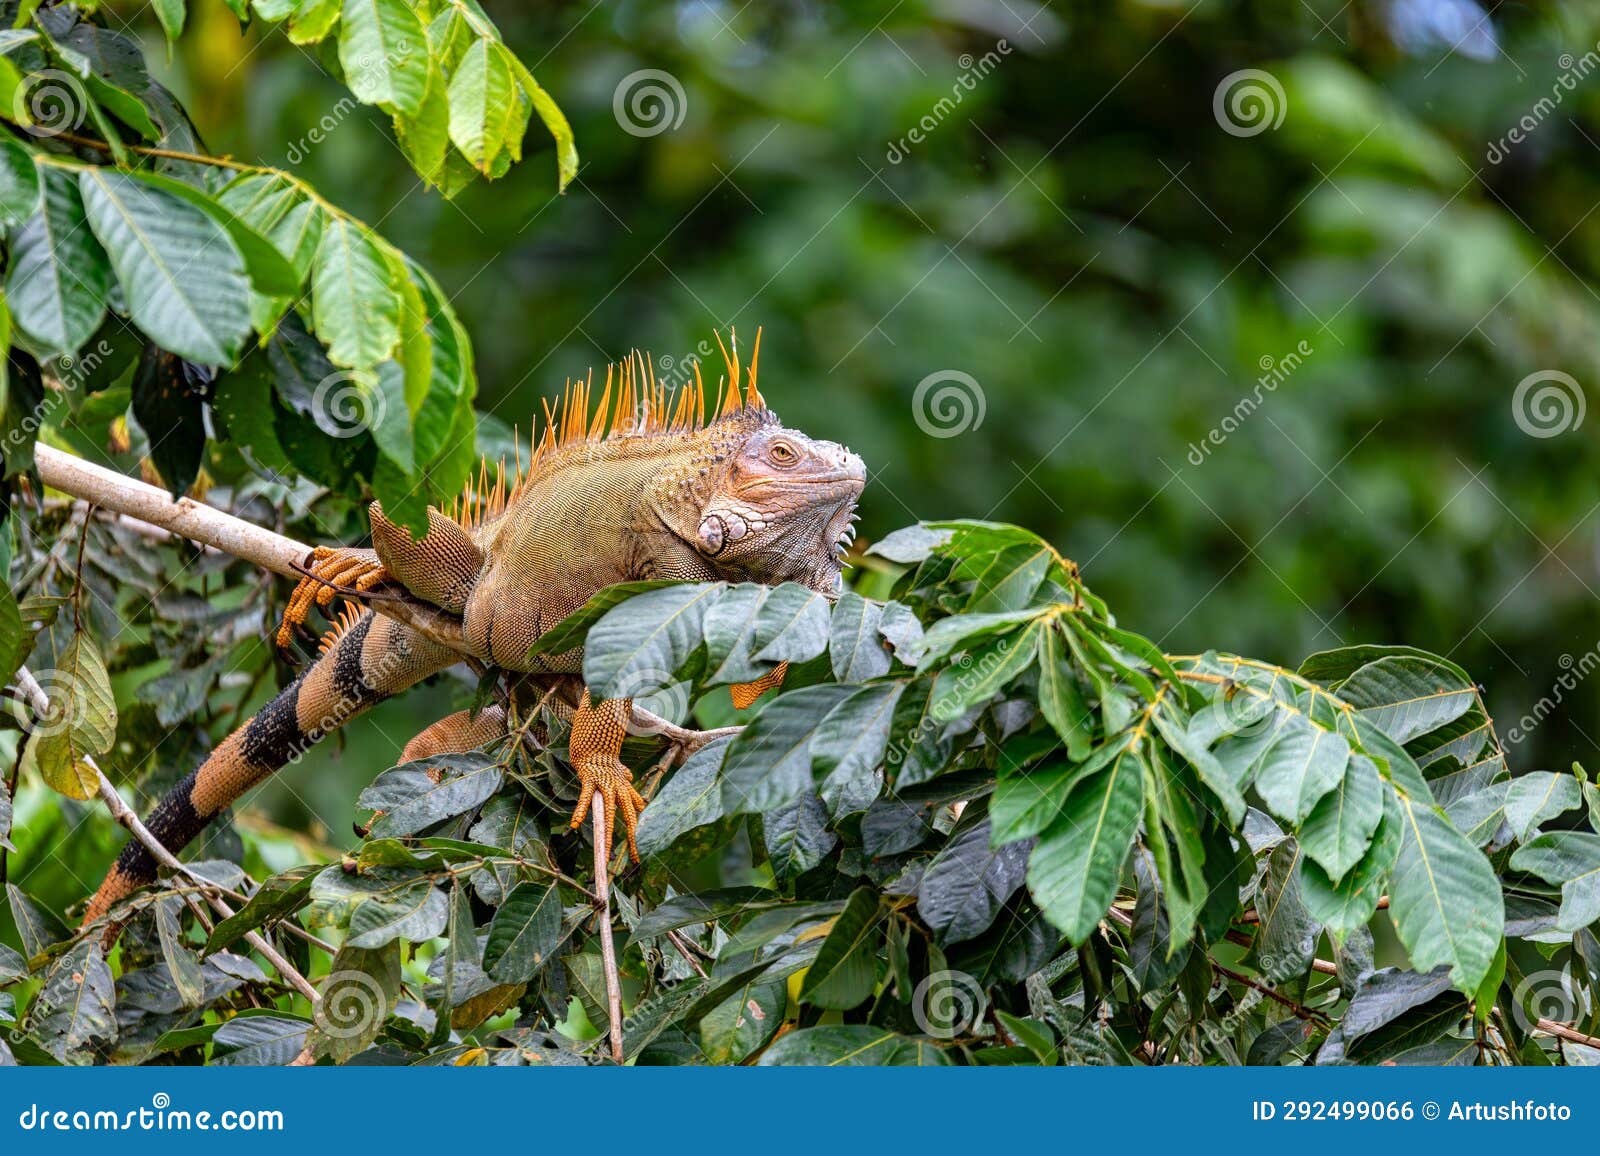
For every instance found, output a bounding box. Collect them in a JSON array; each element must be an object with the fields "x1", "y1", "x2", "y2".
[
  {"x1": 1299, "y1": 788, "x2": 1402, "y2": 936},
  {"x1": 1298, "y1": 752, "x2": 1383, "y2": 880},
  {"x1": 1336, "y1": 656, "x2": 1475, "y2": 745},
  {"x1": 829, "y1": 590, "x2": 892, "y2": 681},
  {"x1": 1502, "y1": 771, "x2": 1583, "y2": 841},
  {"x1": 1388, "y1": 793, "x2": 1504, "y2": 993},
  {"x1": 757, "y1": 1025, "x2": 951, "y2": 1066},
  {"x1": 797, "y1": 888, "x2": 882, "y2": 1010},
  {"x1": 27, "y1": 940, "x2": 115, "y2": 1064},
  {"x1": 310, "y1": 215, "x2": 401, "y2": 370},
  {"x1": 7, "y1": 167, "x2": 110, "y2": 356},
  {"x1": 583, "y1": 582, "x2": 724, "y2": 699},
  {"x1": 483, "y1": 881, "x2": 562, "y2": 983},
  {"x1": 0, "y1": 135, "x2": 39, "y2": 226},
  {"x1": 633, "y1": 737, "x2": 730, "y2": 859},
  {"x1": 357, "y1": 753, "x2": 501, "y2": 838},
  {"x1": 812, "y1": 682, "x2": 901, "y2": 816},
  {"x1": 1509, "y1": 831, "x2": 1600, "y2": 933},
  {"x1": 1252, "y1": 713, "x2": 1349, "y2": 825},
  {"x1": 720, "y1": 683, "x2": 854, "y2": 813},
  {"x1": 1026, "y1": 736, "x2": 1143, "y2": 942},
  {"x1": 79, "y1": 169, "x2": 251, "y2": 365},
  {"x1": 338, "y1": 0, "x2": 429, "y2": 115},
  {"x1": 447, "y1": 38, "x2": 517, "y2": 172}
]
